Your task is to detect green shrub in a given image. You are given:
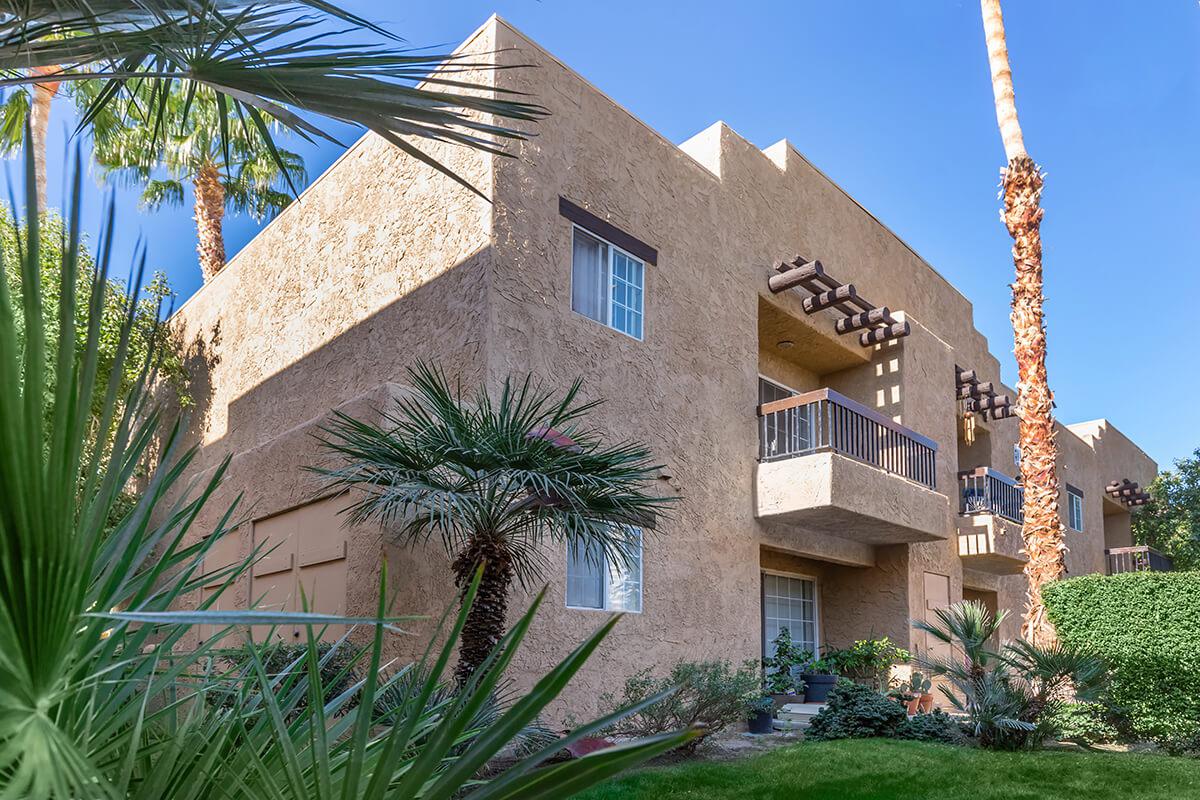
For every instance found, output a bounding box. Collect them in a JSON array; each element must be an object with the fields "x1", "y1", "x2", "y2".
[
  {"x1": 1042, "y1": 702, "x2": 1122, "y2": 744},
  {"x1": 826, "y1": 638, "x2": 910, "y2": 692},
  {"x1": 208, "y1": 642, "x2": 361, "y2": 719},
  {"x1": 895, "y1": 710, "x2": 962, "y2": 744},
  {"x1": 601, "y1": 660, "x2": 761, "y2": 753},
  {"x1": 762, "y1": 628, "x2": 809, "y2": 695},
  {"x1": 805, "y1": 680, "x2": 906, "y2": 741},
  {"x1": 1044, "y1": 572, "x2": 1200, "y2": 743}
]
